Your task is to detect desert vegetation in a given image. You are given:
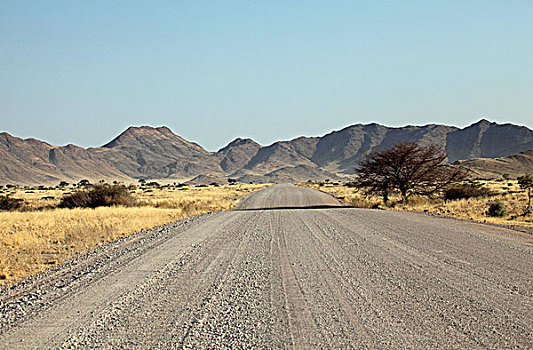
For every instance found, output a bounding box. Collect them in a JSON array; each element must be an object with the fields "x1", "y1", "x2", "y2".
[
  {"x1": 337, "y1": 143, "x2": 532, "y2": 229},
  {"x1": 356, "y1": 143, "x2": 468, "y2": 203},
  {"x1": 0, "y1": 181, "x2": 268, "y2": 284},
  {"x1": 299, "y1": 178, "x2": 533, "y2": 230},
  {"x1": 298, "y1": 144, "x2": 532, "y2": 231},
  {"x1": 517, "y1": 173, "x2": 533, "y2": 213}
]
